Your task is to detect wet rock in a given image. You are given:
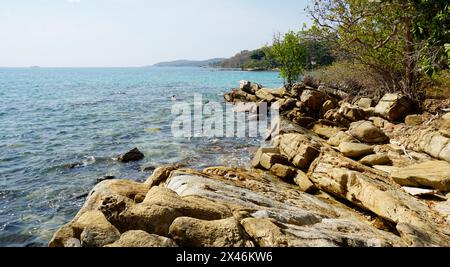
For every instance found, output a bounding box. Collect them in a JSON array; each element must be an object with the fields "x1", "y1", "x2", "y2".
[
  {"x1": 97, "y1": 176, "x2": 116, "y2": 183},
  {"x1": 360, "y1": 154, "x2": 392, "y2": 166},
  {"x1": 327, "y1": 131, "x2": 357, "y2": 147},
  {"x1": 105, "y1": 230, "x2": 178, "y2": 247},
  {"x1": 279, "y1": 134, "x2": 321, "y2": 170},
  {"x1": 141, "y1": 164, "x2": 156, "y2": 172},
  {"x1": 349, "y1": 121, "x2": 389, "y2": 144},
  {"x1": 169, "y1": 217, "x2": 253, "y2": 247},
  {"x1": 339, "y1": 142, "x2": 374, "y2": 158},
  {"x1": 270, "y1": 164, "x2": 297, "y2": 182},
  {"x1": 405, "y1": 115, "x2": 424, "y2": 126},
  {"x1": 375, "y1": 94, "x2": 413, "y2": 122},
  {"x1": 390, "y1": 161, "x2": 450, "y2": 191},
  {"x1": 118, "y1": 148, "x2": 145, "y2": 163}
]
